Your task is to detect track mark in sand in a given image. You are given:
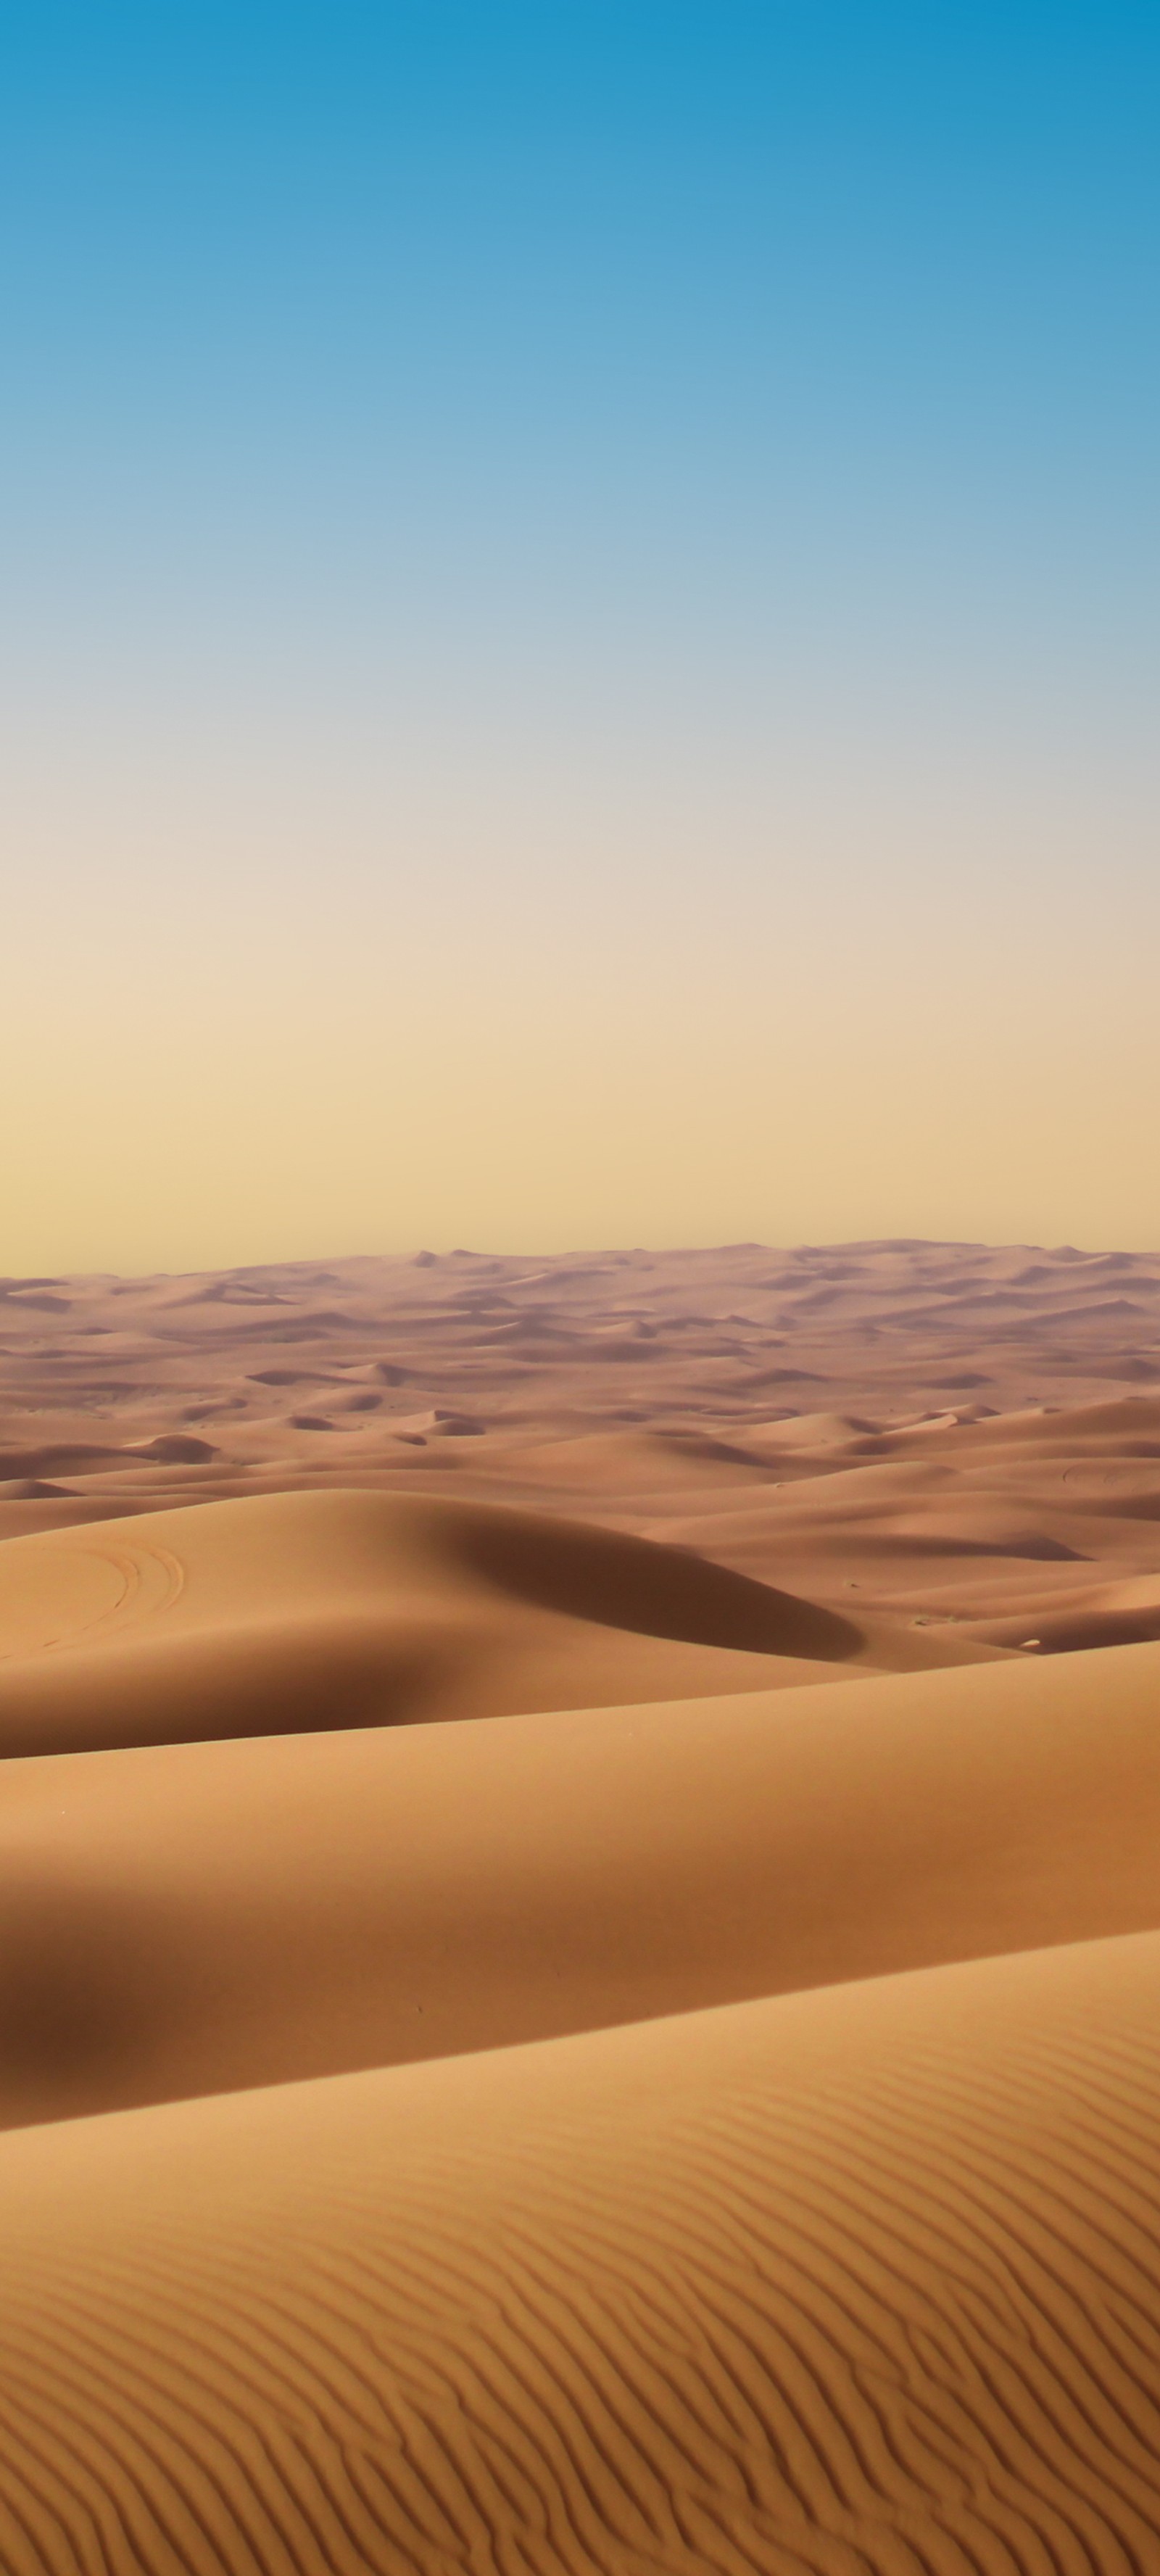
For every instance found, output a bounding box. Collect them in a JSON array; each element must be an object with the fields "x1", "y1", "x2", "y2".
[
  {"x1": 3, "y1": 1947, "x2": 1160, "y2": 2571},
  {"x1": 75, "y1": 1539, "x2": 187, "y2": 1644},
  {"x1": 50, "y1": 1545, "x2": 184, "y2": 1648},
  {"x1": 0, "y1": 1538, "x2": 187, "y2": 1661}
]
